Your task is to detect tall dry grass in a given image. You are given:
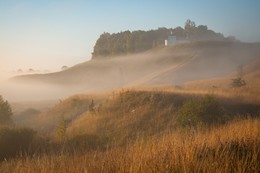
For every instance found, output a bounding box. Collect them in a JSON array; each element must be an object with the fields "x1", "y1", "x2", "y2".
[{"x1": 0, "y1": 118, "x2": 259, "y2": 173}]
